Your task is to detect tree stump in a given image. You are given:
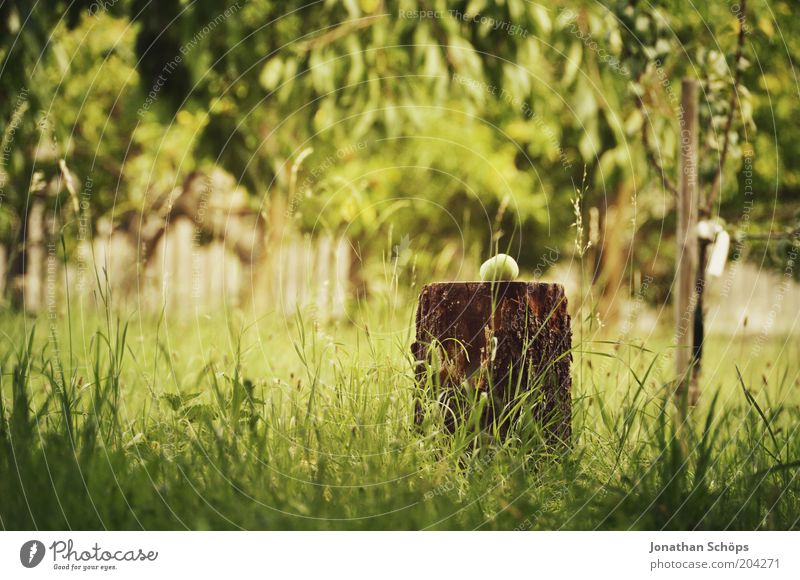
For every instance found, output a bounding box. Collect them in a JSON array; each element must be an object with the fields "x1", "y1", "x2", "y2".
[{"x1": 411, "y1": 282, "x2": 572, "y2": 443}]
